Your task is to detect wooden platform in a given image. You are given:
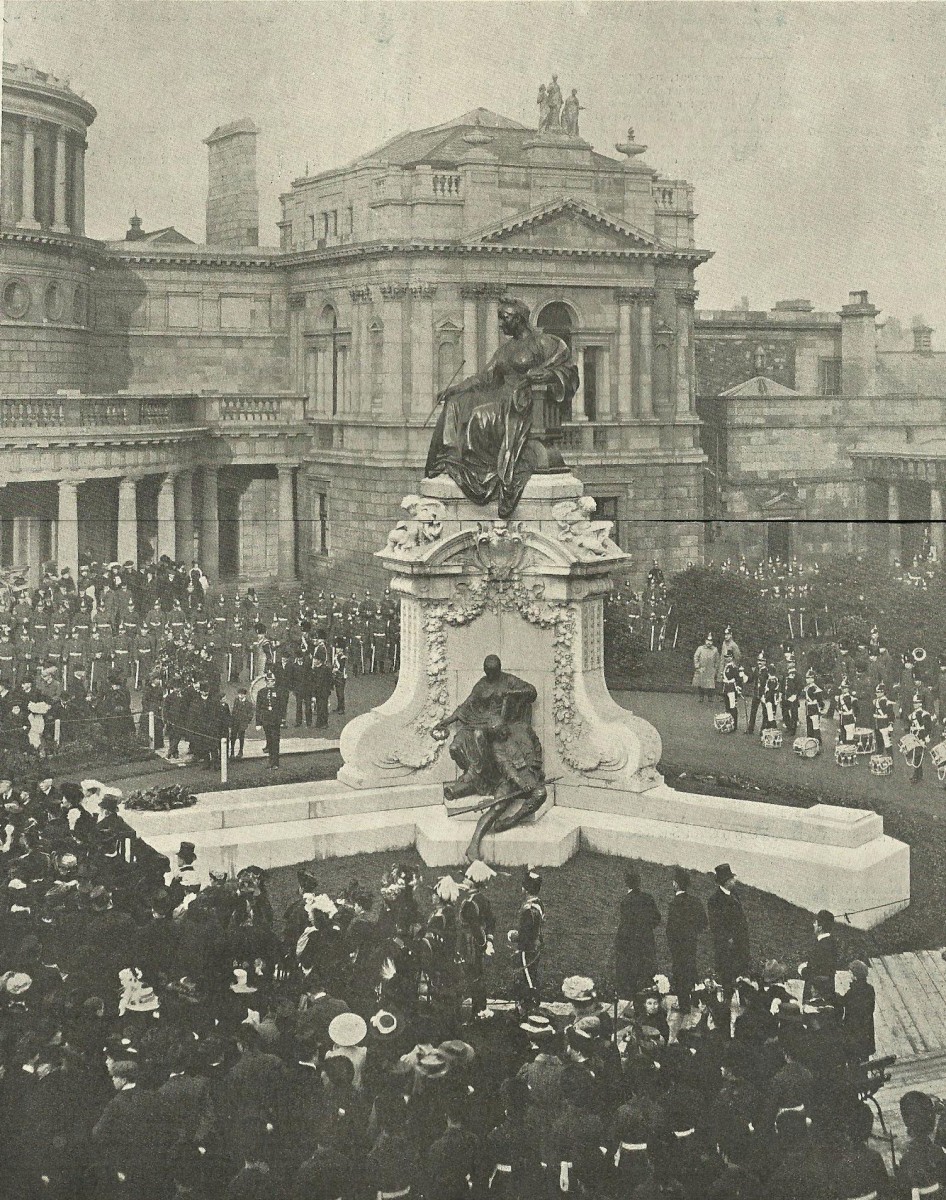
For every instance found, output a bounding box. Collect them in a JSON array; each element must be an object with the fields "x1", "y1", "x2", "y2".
[{"x1": 854, "y1": 947, "x2": 946, "y2": 1061}]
